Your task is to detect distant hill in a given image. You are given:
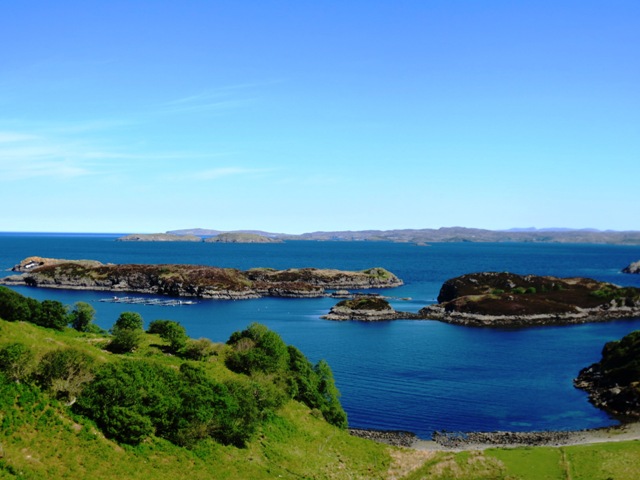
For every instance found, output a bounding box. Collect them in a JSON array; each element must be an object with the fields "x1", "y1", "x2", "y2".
[
  {"x1": 204, "y1": 232, "x2": 283, "y2": 244},
  {"x1": 138, "y1": 227, "x2": 640, "y2": 245}
]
